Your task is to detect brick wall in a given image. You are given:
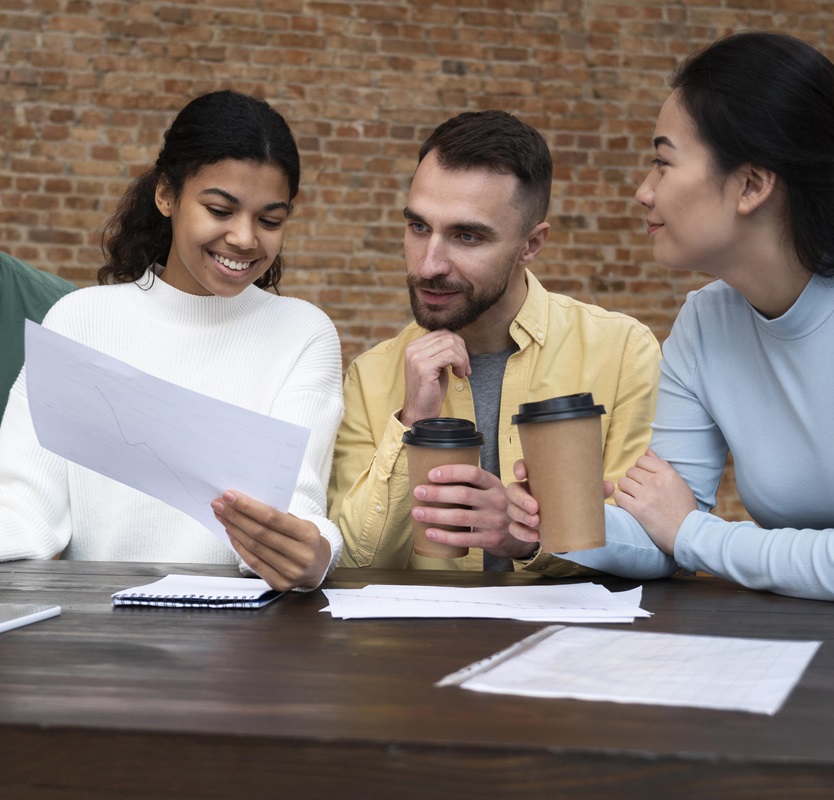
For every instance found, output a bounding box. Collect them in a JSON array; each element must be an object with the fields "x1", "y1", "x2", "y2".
[{"x1": 4, "y1": 0, "x2": 830, "y2": 520}]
